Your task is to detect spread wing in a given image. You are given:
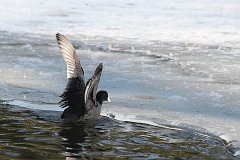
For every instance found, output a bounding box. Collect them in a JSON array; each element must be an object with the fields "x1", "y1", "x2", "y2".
[
  {"x1": 84, "y1": 63, "x2": 103, "y2": 112},
  {"x1": 59, "y1": 77, "x2": 85, "y2": 118},
  {"x1": 56, "y1": 33, "x2": 84, "y2": 80},
  {"x1": 56, "y1": 33, "x2": 86, "y2": 118}
]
